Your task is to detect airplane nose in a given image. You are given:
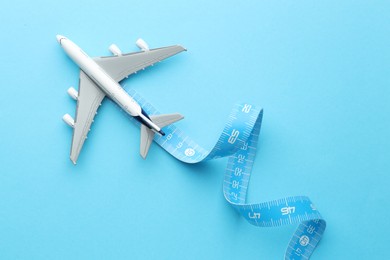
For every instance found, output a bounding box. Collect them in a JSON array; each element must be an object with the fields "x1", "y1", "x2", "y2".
[{"x1": 56, "y1": 35, "x2": 65, "y2": 44}]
